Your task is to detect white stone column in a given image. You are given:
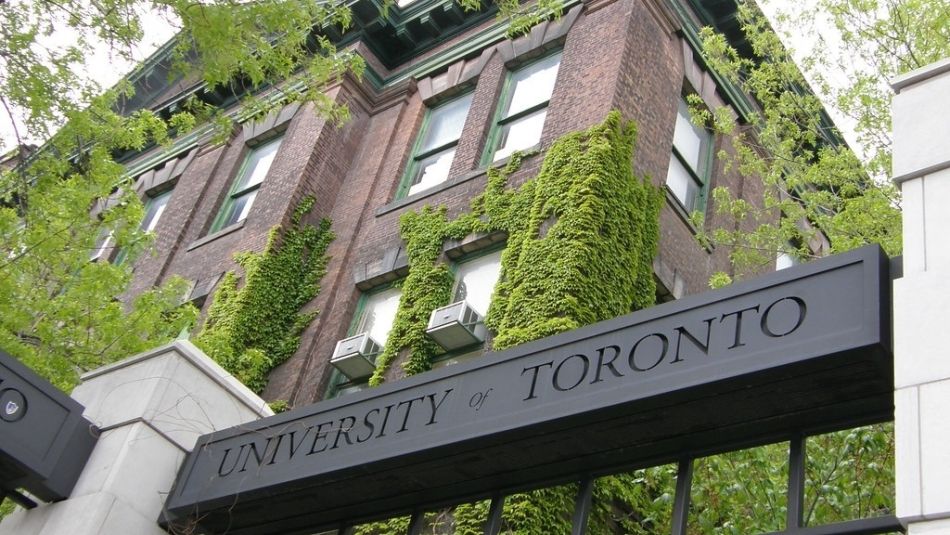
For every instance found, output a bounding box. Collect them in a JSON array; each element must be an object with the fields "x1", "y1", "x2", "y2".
[
  {"x1": 892, "y1": 57, "x2": 950, "y2": 534},
  {"x1": 0, "y1": 341, "x2": 272, "y2": 535}
]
